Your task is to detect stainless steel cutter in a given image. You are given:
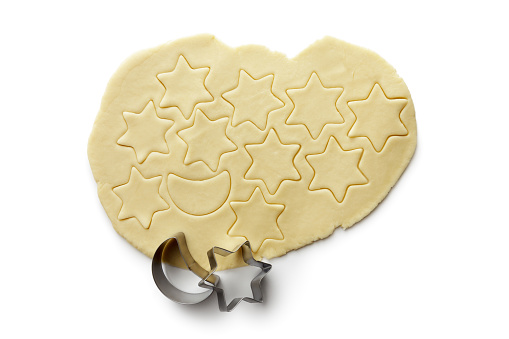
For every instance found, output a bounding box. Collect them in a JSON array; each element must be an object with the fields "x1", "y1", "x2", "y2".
[{"x1": 152, "y1": 232, "x2": 271, "y2": 312}]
